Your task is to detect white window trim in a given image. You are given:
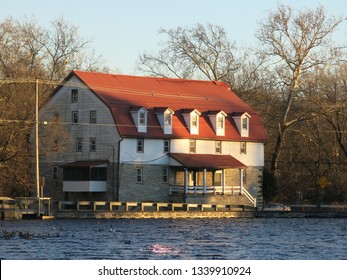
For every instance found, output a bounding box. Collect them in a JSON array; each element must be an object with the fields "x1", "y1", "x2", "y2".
[
  {"x1": 164, "y1": 139, "x2": 170, "y2": 153},
  {"x1": 139, "y1": 111, "x2": 146, "y2": 125},
  {"x1": 215, "y1": 141, "x2": 222, "y2": 154},
  {"x1": 191, "y1": 114, "x2": 198, "y2": 128},
  {"x1": 242, "y1": 117, "x2": 248, "y2": 130},
  {"x1": 189, "y1": 139, "x2": 196, "y2": 153},
  {"x1": 182, "y1": 109, "x2": 200, "y2": 135},
  {"x1": 232, "y1": 112, "x2": 251, "y2": 137},
  {"x1": 217, "y1": 115, "x2": 224, "y2": 129},
  {"x1": 240, "y1": 142, "x2": 247, "y2": 154},
  {"x1": 164, "y1": 112, "x2": 172, "y2": 125},
  {"x1": 130, "y1": 107, "x2": 148, "y2": 133},
  {"x1": 155, "y1": 108, "x2": 174, "y2": 134},
  {"x1": 208, "y1": 110, "x2": 227, "y2": 136}
]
